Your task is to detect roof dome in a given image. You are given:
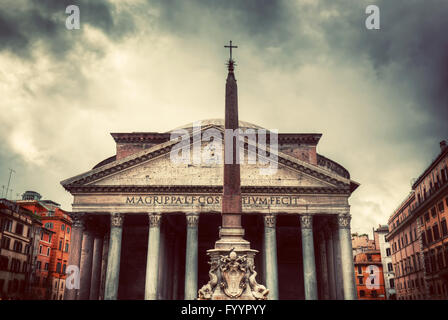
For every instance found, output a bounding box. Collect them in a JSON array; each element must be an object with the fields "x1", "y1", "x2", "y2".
[{"x1": 173, "y1": 119, "x2": 264, "y2": 131}]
